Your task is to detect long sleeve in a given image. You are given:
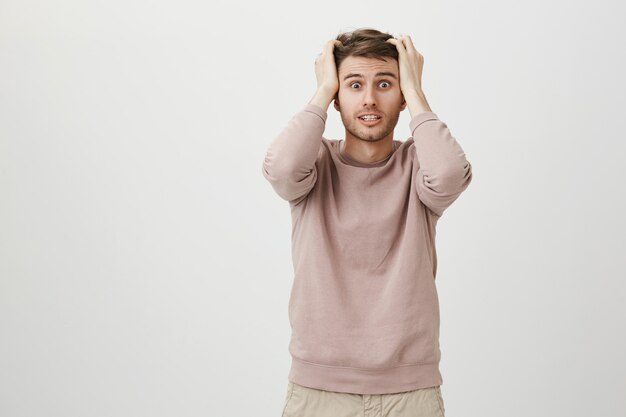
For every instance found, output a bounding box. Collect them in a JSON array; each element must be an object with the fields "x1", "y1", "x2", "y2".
[
  {"x1": 261, "y1": 104, "x2": 327, "y2": 203},
  {"x1": 409, "y1": 111, "x2": 473, "y2": 217}
]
